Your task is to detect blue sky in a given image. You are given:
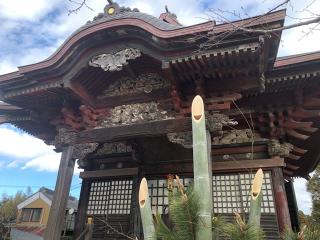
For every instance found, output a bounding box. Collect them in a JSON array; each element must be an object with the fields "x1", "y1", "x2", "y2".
[{"x1": 0, "y1": 0, "x2": 319, "y2": 213}]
